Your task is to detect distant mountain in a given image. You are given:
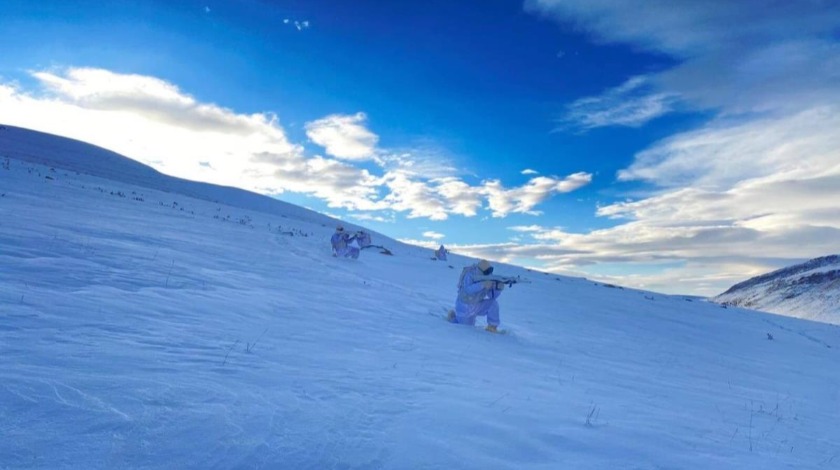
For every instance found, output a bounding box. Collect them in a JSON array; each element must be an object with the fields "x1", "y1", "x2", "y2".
[{"x1": 714, "y1": 255, "x2": 840, "y2": 324}]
